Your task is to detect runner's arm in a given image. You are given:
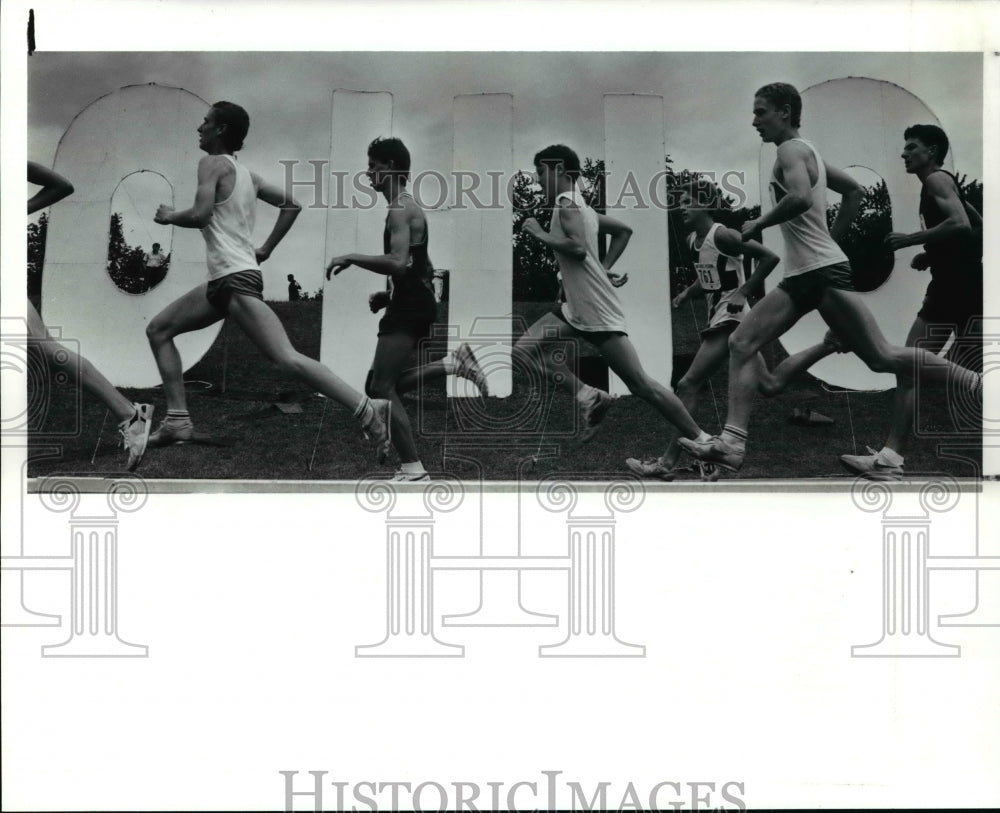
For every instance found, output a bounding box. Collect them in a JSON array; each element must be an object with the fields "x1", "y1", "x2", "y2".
[
  {"x1": 757, "y1": 143, "x2": 814, "y2": 229},
  {"x1": 328, "y1": 206, "x2": 410, "y2": 278},
  {"x1": 717, "y1": 228, "x2": 779, "y2": 298},
  {"x1": 28, "y1": 162, "x2": 74, "y2": 214},
  {"x1": 522, "y1": 203, "x2": 588, "y2": 261},
  {"x1": 673, "y1": 278, "x2": 705, "y2": 308},
  {"x1": 884, "y1": 172, "x2": 971, "y2": 251},
  {"x1": 825, "y1": 164, "x2": 864, "y2": 242},
  {"x1": 963, "y1": 200, "x2": 982, "y2": 231},
  {"x1": 155, "y1": 155, "x2": 222, "y2": 229},
  {"x1": 253, "y1": 173, "x2": 302, "y2": 263},
  {"x1": 597, "y1": 213, "x2": 633, "y2": 271}
]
